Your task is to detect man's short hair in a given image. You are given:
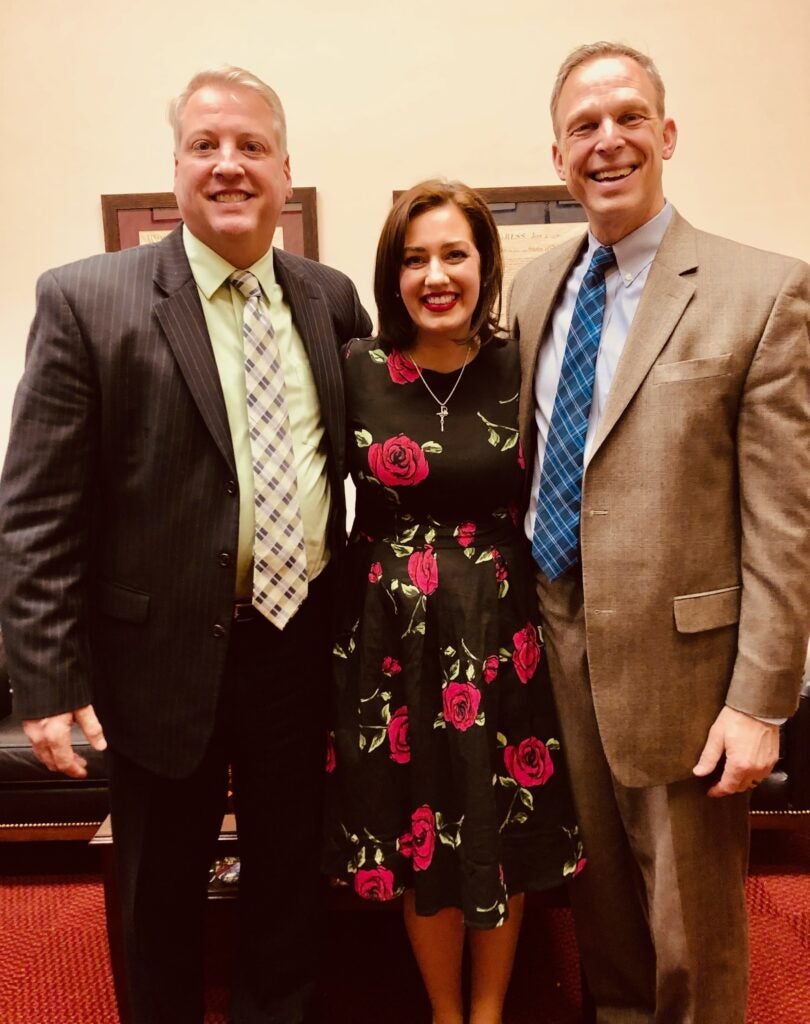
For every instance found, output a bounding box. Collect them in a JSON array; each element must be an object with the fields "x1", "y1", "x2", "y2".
[
  {"x1": 550, "y1": 41, "x2": 666, "y2": 136},
  {"x1": 169, "y1": 65, "x2": 288, "y2": 154}
]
